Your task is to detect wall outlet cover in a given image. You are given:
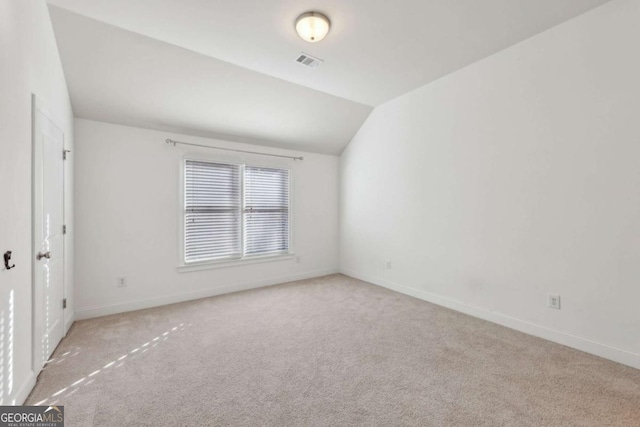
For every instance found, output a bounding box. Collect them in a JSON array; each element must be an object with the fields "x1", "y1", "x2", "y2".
[{"x1": 548, "y1": 294, "x2": 561, "y2": 309}]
